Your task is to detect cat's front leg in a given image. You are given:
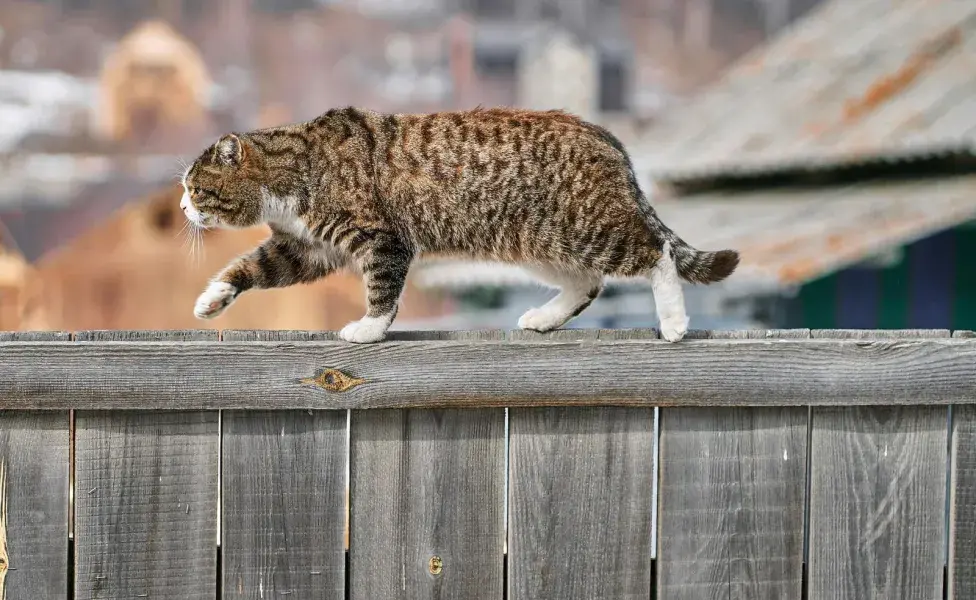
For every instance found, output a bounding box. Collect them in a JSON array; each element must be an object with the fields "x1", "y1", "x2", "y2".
[
  {"x1": 194, "y1": 235, "x2": 339, "y2": 320},
  {"x1": 195, "y1": 281, "x2": 240, "y2": 319},
  {"x1": 339, "y1": 234, "x2": 412, "y2": 343}
]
